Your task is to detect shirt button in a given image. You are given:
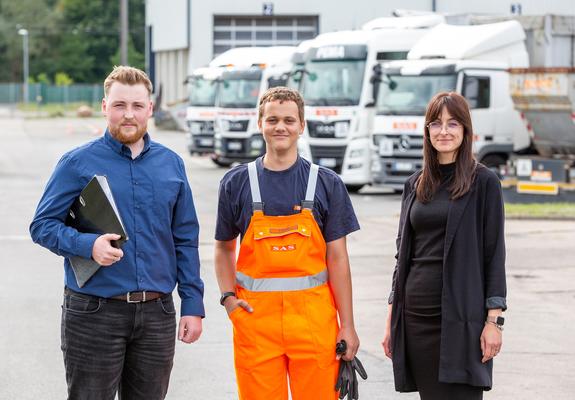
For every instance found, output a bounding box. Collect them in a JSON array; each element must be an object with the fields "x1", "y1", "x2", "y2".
[
  {"x1": 135, "y1": 204, "x2": 140, "y2": 209},
  {"x1": 134, "y1": 181, "x2": 138, "y2": 185},
  {"x1": 136, "y1": 228, "x2": 142, "y2": 233}
]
